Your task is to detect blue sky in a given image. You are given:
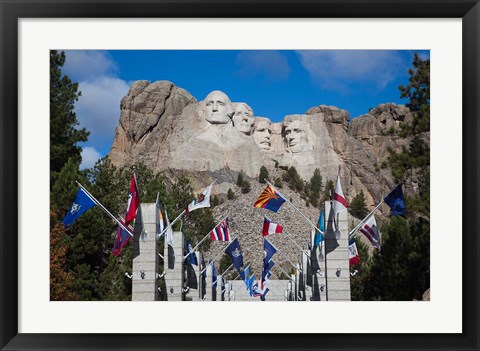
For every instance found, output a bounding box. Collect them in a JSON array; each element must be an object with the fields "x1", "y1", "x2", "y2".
[{"x1": 62, "y1": 50, "x2": 429, "y2": 169}]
